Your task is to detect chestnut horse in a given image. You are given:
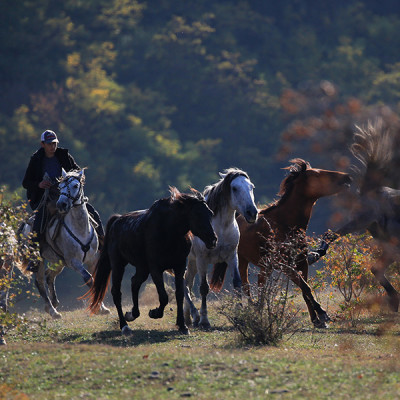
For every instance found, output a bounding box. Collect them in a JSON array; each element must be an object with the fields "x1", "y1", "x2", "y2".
[{"x1": 210, "y1": 159, "x2": 351, "y2": 328}]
